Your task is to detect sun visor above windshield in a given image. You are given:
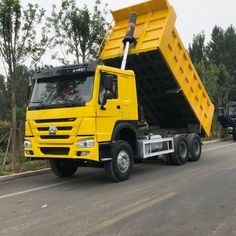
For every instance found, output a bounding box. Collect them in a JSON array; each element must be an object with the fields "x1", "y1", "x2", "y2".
[{"x1": 32, "y1": 63, "x2": 97, "y2": 80}]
